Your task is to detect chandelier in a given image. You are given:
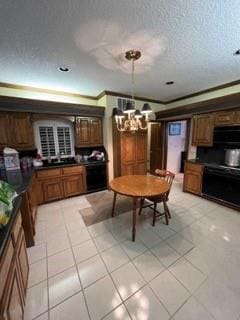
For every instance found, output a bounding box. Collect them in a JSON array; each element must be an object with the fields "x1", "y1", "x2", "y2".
[{"x1": 113, "y1": 50, "x2": 152, "y2": 132}]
